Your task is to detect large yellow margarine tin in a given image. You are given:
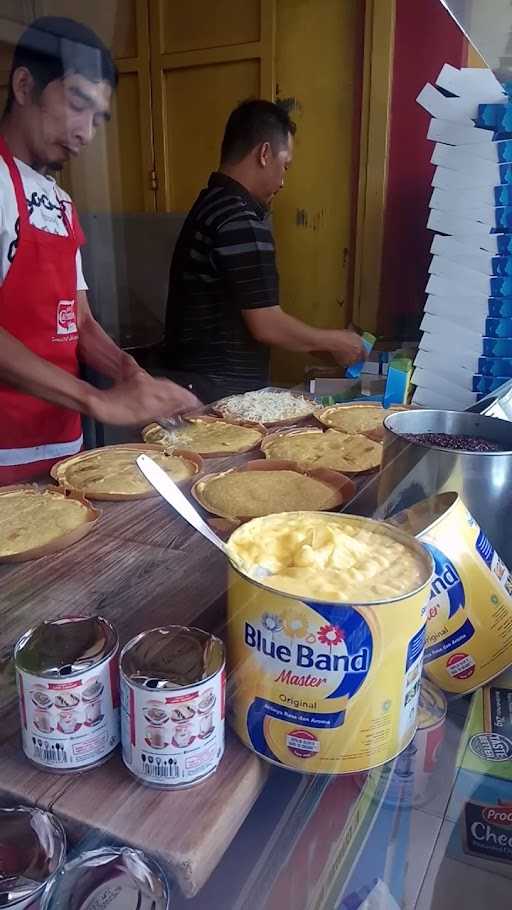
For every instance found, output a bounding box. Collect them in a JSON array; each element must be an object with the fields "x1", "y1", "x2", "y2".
[
  {"x1": 390, "y1": 492, "x2": 512, "y2": 695},
  {"x1": 226, "y1": 512, "x2": 433, "y2": 775}
]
